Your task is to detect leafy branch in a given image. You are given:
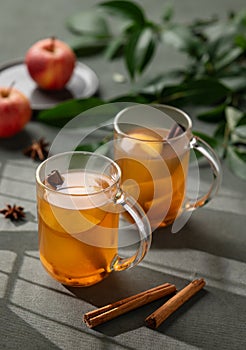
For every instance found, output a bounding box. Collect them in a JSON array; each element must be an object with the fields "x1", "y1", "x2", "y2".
[{"x1": 37, "y1": 0, "x2": 246, "y2": 179}]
